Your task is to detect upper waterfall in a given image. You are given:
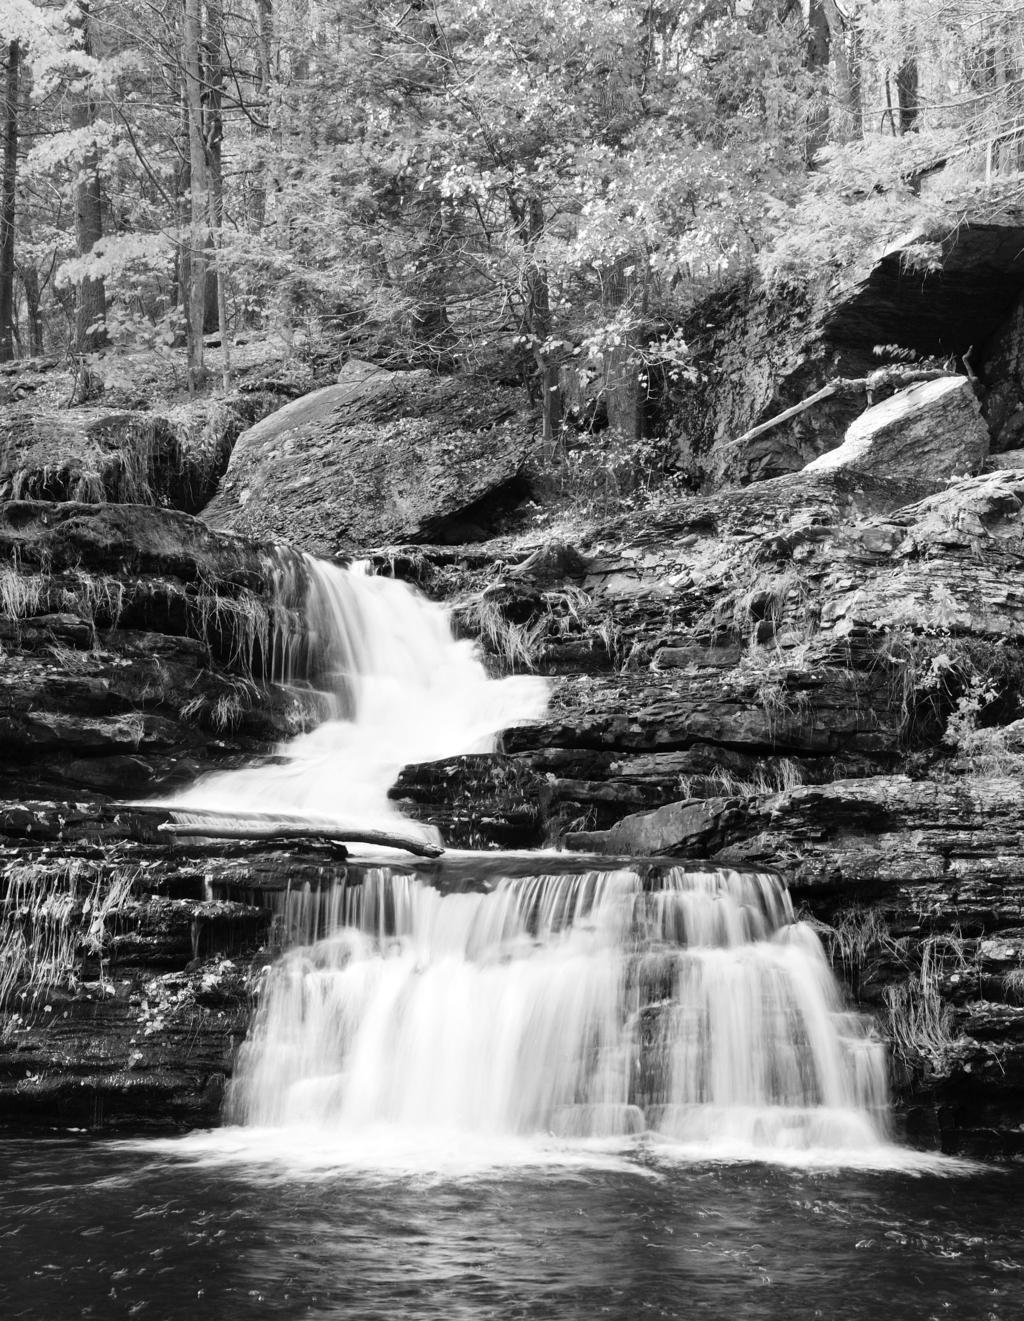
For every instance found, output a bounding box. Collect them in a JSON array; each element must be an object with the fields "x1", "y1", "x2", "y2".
[{"x1": 168, "y1": 554, "x2": 548, "y2": 839}]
